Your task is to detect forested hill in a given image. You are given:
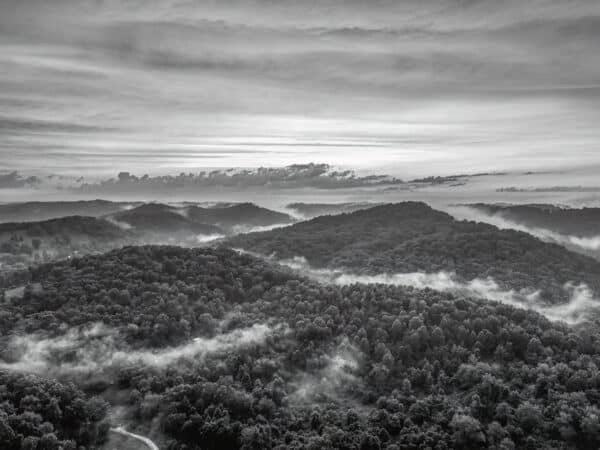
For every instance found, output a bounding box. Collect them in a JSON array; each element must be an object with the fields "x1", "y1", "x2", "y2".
[
  {"x1": 0, "y1": 215, "x2": 125, "y2": 239},
  {"x1": 109, "y1": 202, "x2": 292, "y2": 233},
  {"x1": 108, "y1": 203, "x2": 223, "y2": 235},
  {"x1": 286, "y1": 202, "x2": 384, "y2": 218},
  {"x1": 0, "y1": 200, "x2": 137, "y2": 223},
  {"x1": 467, "y1": 203, "x2": 600, "y2": 237},
  {"x1": 227, "y1": 202, "x2": 600, "y2": 302},
  {"x1": 1, "y1": 245, "x2": 600, "y2": 448},
  {"x1": 0, "y1": 216, "x2": 130, "y2": 270},
  {"x1": 186, "y1": 202, "x2": 293, "y2": 230}
]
